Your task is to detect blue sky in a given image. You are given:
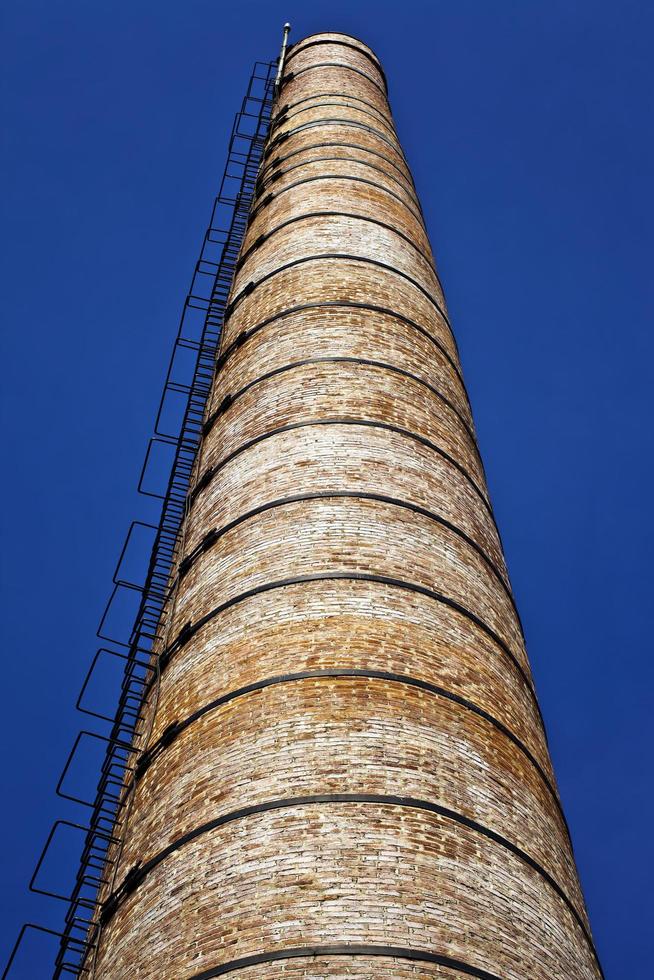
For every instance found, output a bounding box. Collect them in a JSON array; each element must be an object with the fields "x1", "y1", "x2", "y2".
[{"x1": 1, "y1": 1, "x2": 652, "y2": 976}]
